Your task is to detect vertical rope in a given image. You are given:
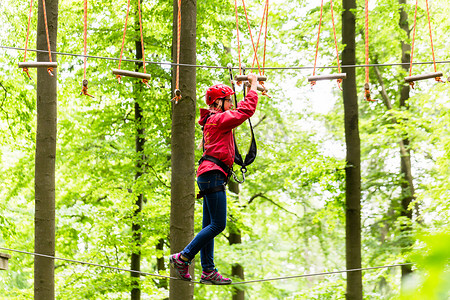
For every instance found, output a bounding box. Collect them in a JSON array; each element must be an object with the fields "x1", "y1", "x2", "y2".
[
  {"x1": 364, "y1": 0, "x2": 369, "y2": 84},
  {"x1": 329, "y1": 0, "x2": 342, "y2": 89},
  {"x1": 117, "y1": 0, "x2": 132, "y2": 80},
  {"x1": 22, "y1": 0, "x2": 34, "y2": 78},
  {"x1": 329, "y1": 0, "x2": 341, "y2": 74},
  {"x1": 312, "y1": 0, "x2": 324, "y2": 78},
  {"x1": 41, "y1": 0, "x2": 54, "y2": 76},
  {"x1": 24, "y1": 0, "x2": 34, "y2": 63},
  {"x1": 83, "y1": 0, "x2": 88, "y2": 80},
  {"x1": 425, "y1": 0, "x2": 438, "y2": 73},
  {"x1": 137, "y1": 0, "x2": 149, "y2": 87},
  {"x1": 262, "y1": 0, "x2": 269, "y2": 75},
  {"x1": 241, "y1": 0, "x2": 261, "y2": 74},
  {"x1": 251, "y1": 0, "x2": 268, "y2": 69},
  {"x1": 364, "y1": 0, "x2": 374, "y2": 101},
  {"x1": 408, "y1": 0, "x2": 418, "y2": 77},
  {"x1": 175, "y1": 0, "x2": 181, "y2": 90},
  {"x1": 234, "y1": 0, "x2": 242, "y2": 74}
]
